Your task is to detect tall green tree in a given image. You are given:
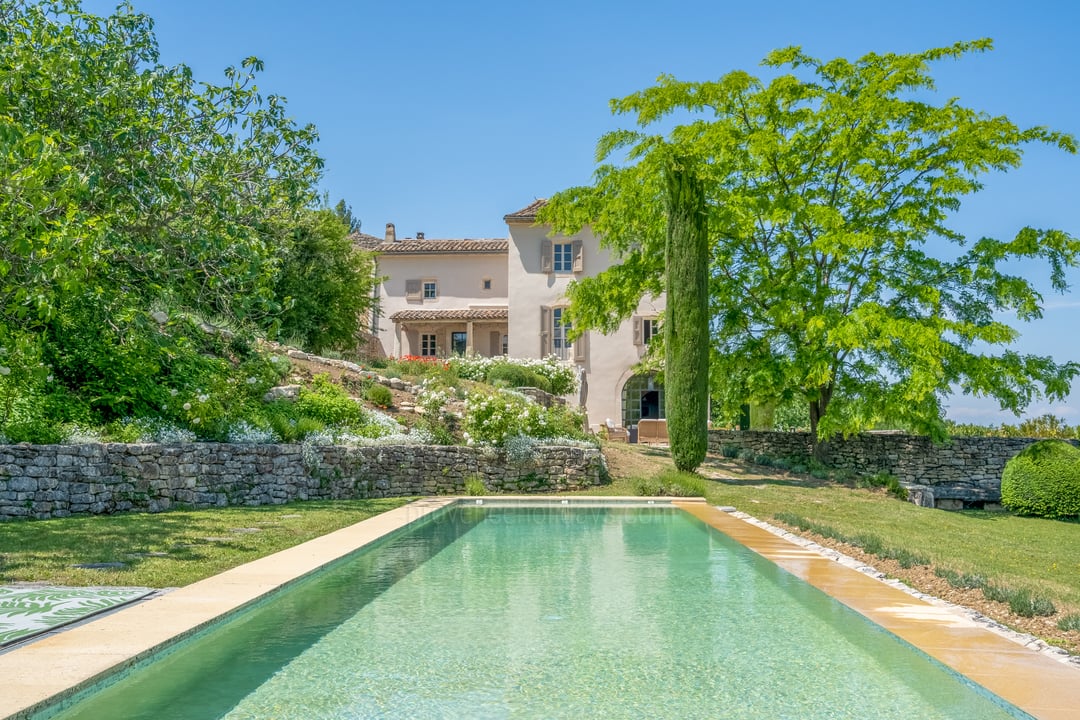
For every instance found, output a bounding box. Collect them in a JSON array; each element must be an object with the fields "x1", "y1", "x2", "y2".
[
  {"x1": 0, "y1": 0, "x2": 323, "y2": 431},
  {"x1": 334, "y1": 199, "x2": 363, "y2": 234},
  {"x1": 664, "y1": 157, "x2": 709, "y2": 471},
  {"x1": 273, "y1": 208, "x2": 378, "y2": 353},
  {"x1": 541, "y1": 40, "x2": 1080, "y2": 459}
]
